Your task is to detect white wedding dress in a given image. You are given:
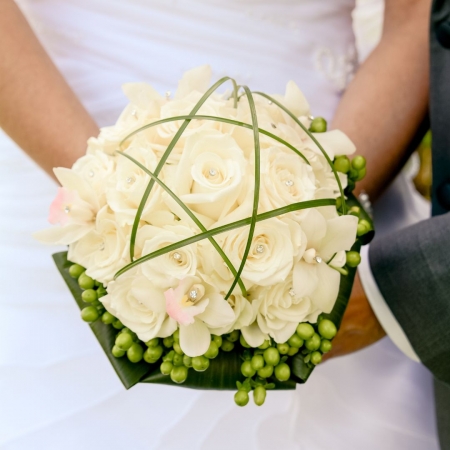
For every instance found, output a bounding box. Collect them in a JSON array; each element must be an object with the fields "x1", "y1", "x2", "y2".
[{"x1": 0, "y1": 0, "x2": 440, "y2": 448}]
